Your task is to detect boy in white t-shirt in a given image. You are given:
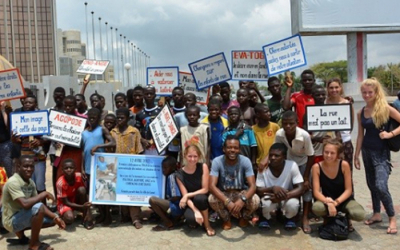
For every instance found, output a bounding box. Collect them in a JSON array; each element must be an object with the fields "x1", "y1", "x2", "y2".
[{"x1": 256, "y1": 143, "x2": 304, "y2": 230}]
